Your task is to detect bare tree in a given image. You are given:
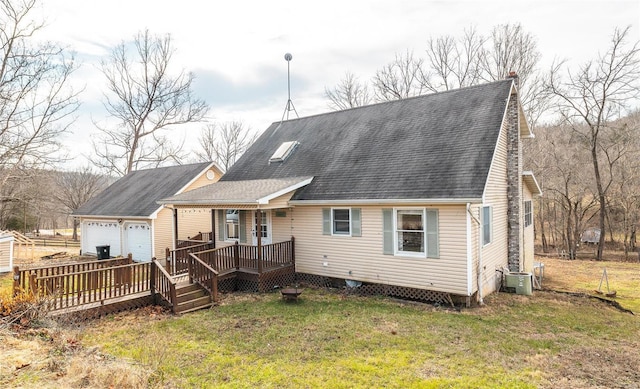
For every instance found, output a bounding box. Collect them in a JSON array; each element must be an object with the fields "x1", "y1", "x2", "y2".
[
  {"x1": 421, "y1": 27, "x2": 485, "y2": 92},
  {"x1": 0, "y1": 0, "x2": 79, "y2": 215},
  {"x1": 372, "y1": 50, "x2": 425, "y2": 101},
  {"x1": 53, "y1": 167, "x2": 107, "y2": 240},
  {"x1": 91, "y1": 29, "x2": 209, "y2": 177},
  {"x1": 546, "y1": 26, "x2": 640, "y2": 260},
  {"x1": 325, "y1": 72, "x2": 371, "y2": 111},
  {"x1": 195, "y1": 121, "x2": 257, "y2": 171}
]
